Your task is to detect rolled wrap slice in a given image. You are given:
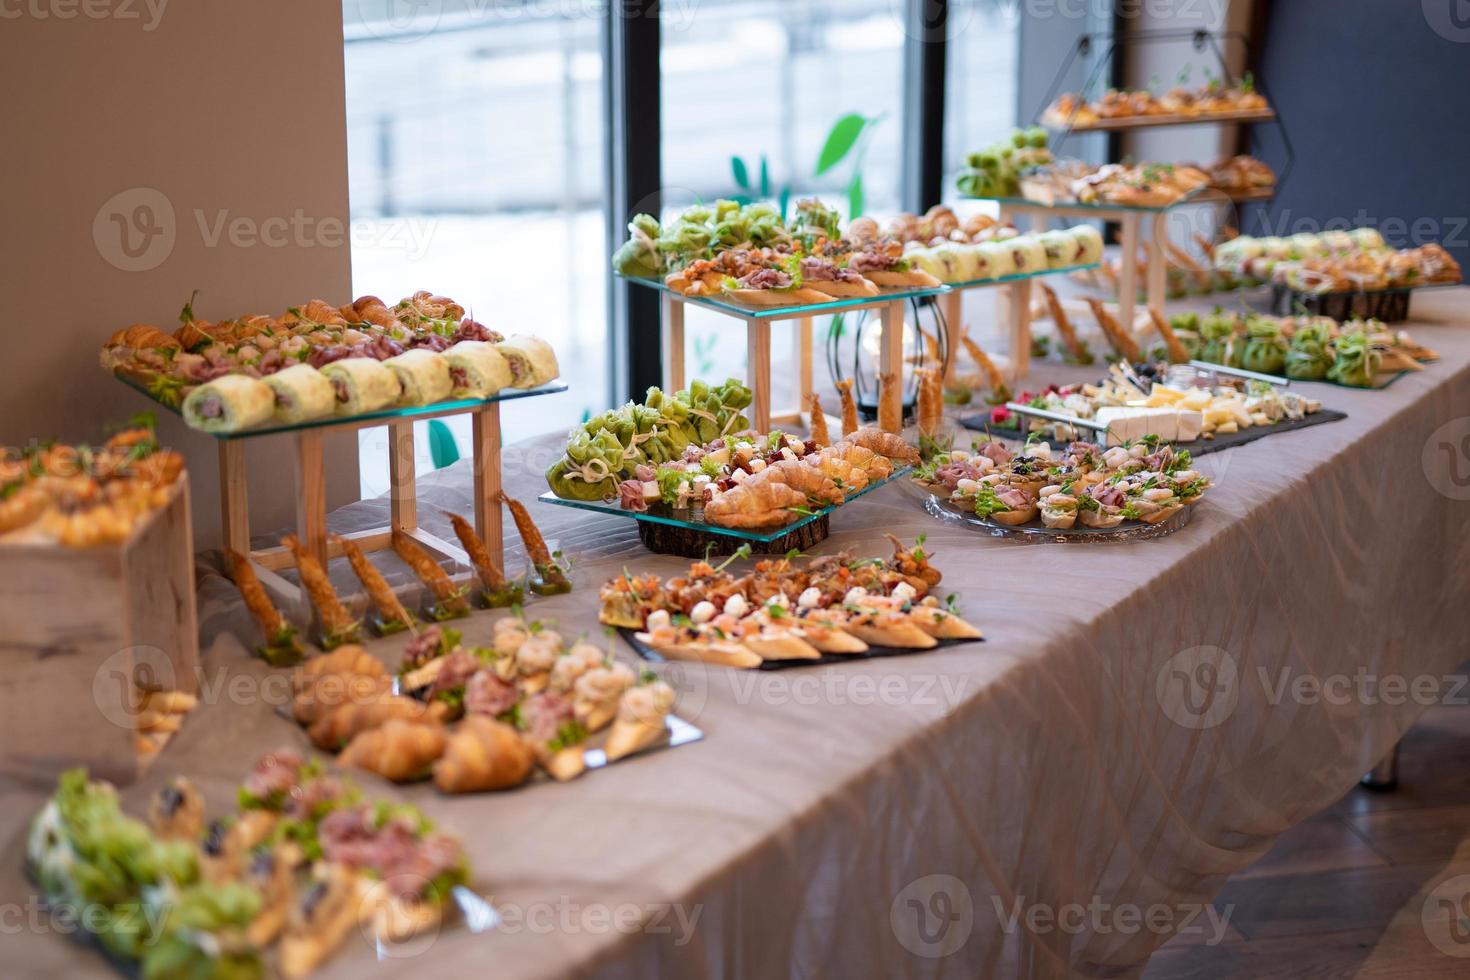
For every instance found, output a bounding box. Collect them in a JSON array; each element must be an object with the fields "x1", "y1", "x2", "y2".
[
  {"x1": 262, "y1": 364, "x2": 335, "y2": 424},
  {"x1": 182, "y1": 375, "x2": 274, "y2": 433},
  {"x1": 444, "y1": 341, "x2": 513, "y2": 398},
  {"x1": 384, "y1": 348, "x2": 453, "y2": 406},
  {"x1": 320, "y1": 357, "x2": 402, "y2": 415},
  {"x1": 496, "y1": 335, "x2": 560, "y2": 388},
  {"x1": 1069, "y1": 225, "x2": 1105, "y2": 265}
]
